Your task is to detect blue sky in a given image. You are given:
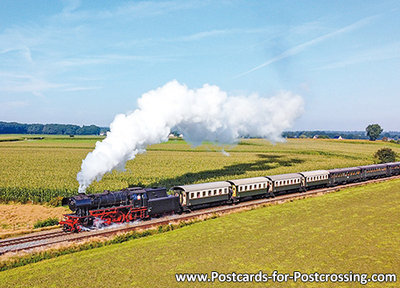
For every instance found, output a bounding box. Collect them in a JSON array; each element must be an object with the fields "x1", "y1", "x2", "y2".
[{"x1": 0, "y1": 0, "x2": 399, "y2": 130}]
